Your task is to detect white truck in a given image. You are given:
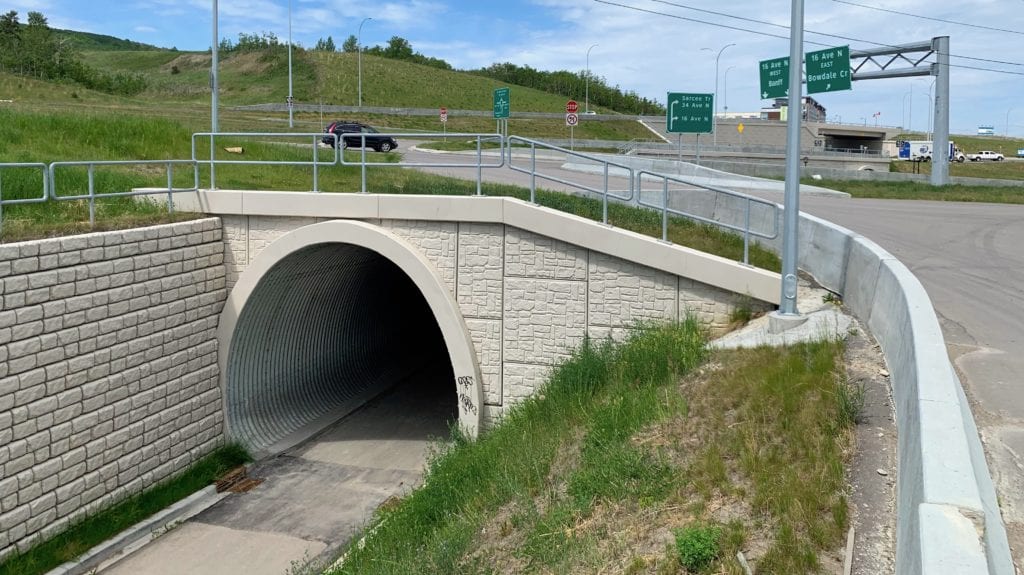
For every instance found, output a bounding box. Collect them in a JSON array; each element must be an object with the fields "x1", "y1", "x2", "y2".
[
  {"x1": 966, "y1": 150, "x2": 1005, "y2": 161},
  {"x1": 897, "y1": 140, "x2": 966, "y2": 162}
]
